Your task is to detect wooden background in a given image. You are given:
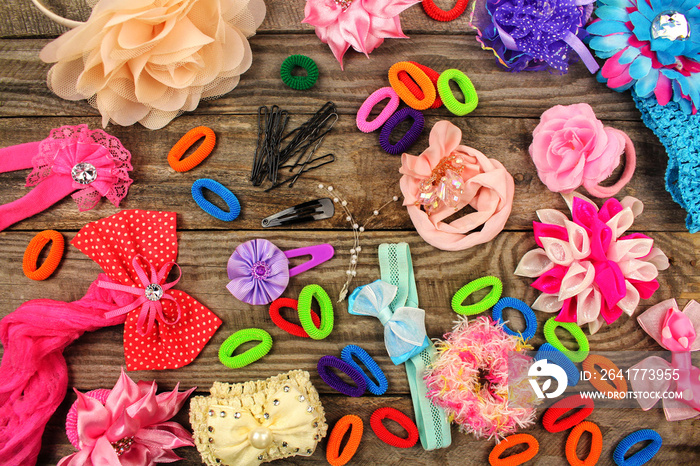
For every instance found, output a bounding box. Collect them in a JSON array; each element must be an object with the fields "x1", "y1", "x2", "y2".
[{"x1": 1, "y1": 1, "x2": 699, "y2": 464}]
